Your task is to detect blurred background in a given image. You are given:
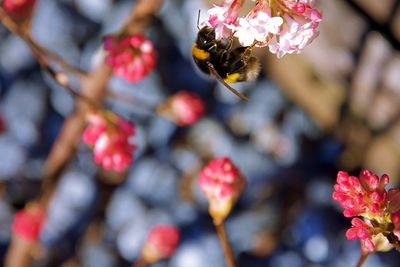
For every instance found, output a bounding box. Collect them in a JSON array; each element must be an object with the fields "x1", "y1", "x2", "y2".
[{"x1": 0, "y1": 0, "x2": 400, "y2": 266}]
